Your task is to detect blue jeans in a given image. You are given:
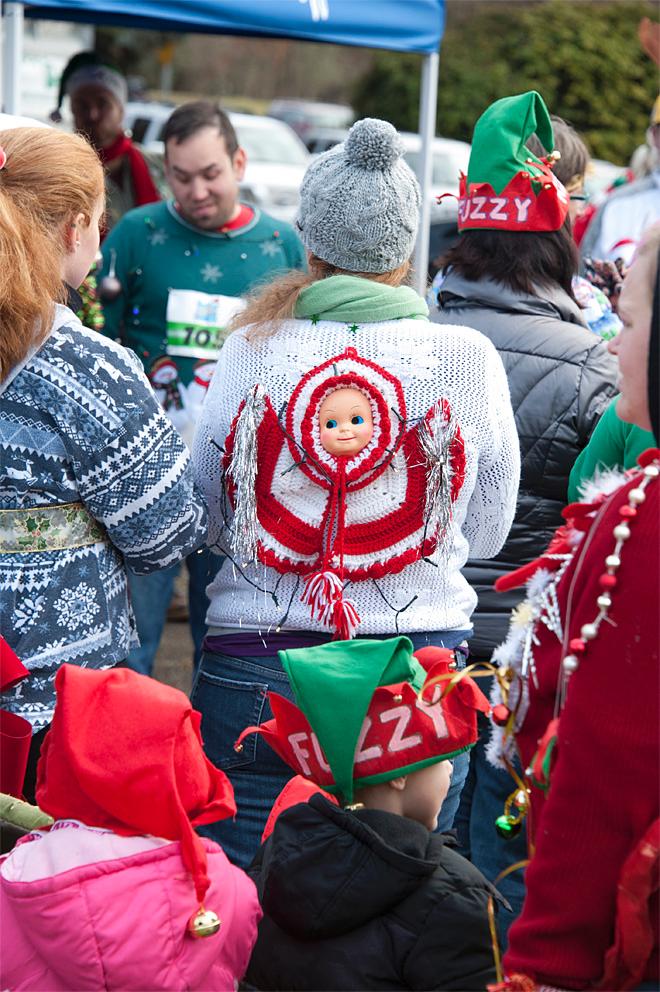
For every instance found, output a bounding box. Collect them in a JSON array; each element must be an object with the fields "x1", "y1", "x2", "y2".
[
  {"x1": 191, "y1": 628, "x2": 471, "y2": 869},
  {"x1": 454, "y1": 675, "x2": 527, "y2": 950},
  {"x1": 127, "y1": 549, "x2": 220, "y2": 677}
]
